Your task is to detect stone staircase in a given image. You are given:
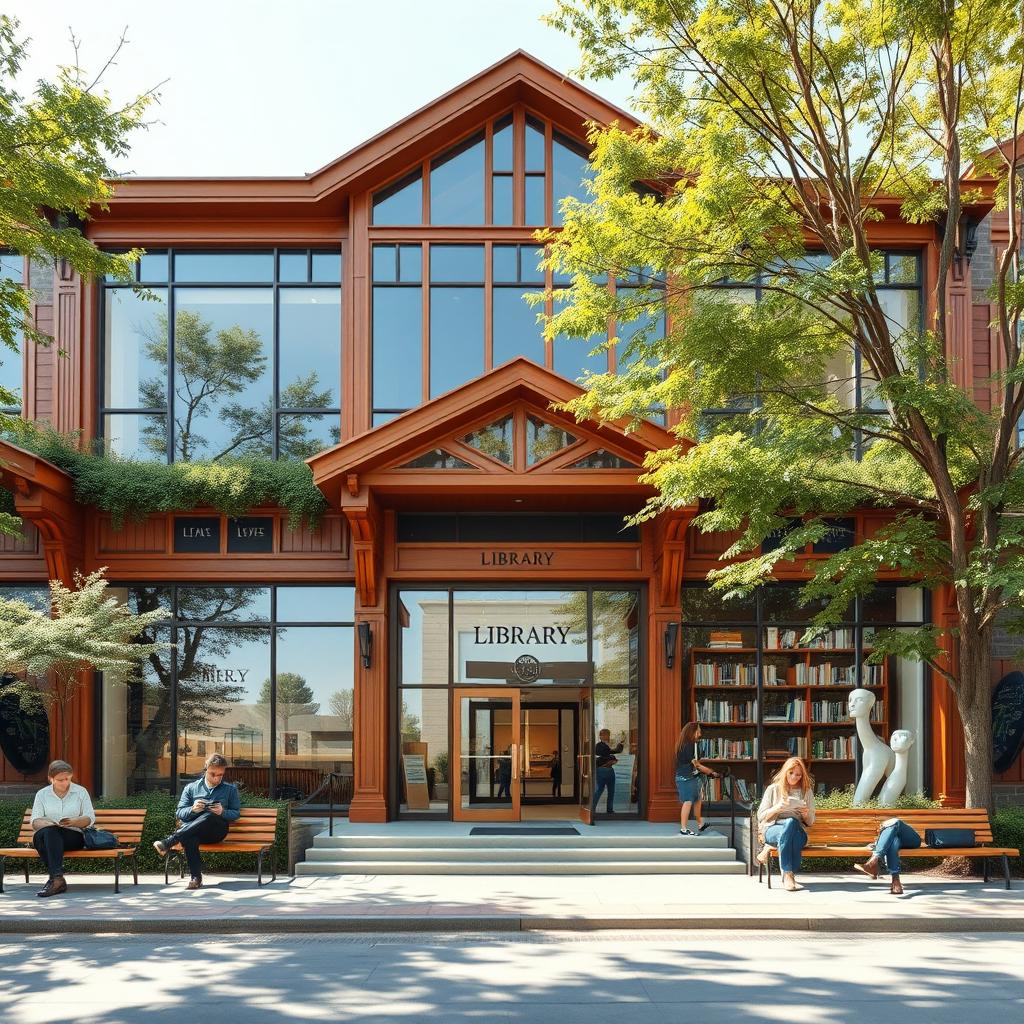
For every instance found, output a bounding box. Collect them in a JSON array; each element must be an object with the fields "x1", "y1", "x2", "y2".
[{"x1": 296, "y1": 821, "x2": 746, "y2": 876}]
